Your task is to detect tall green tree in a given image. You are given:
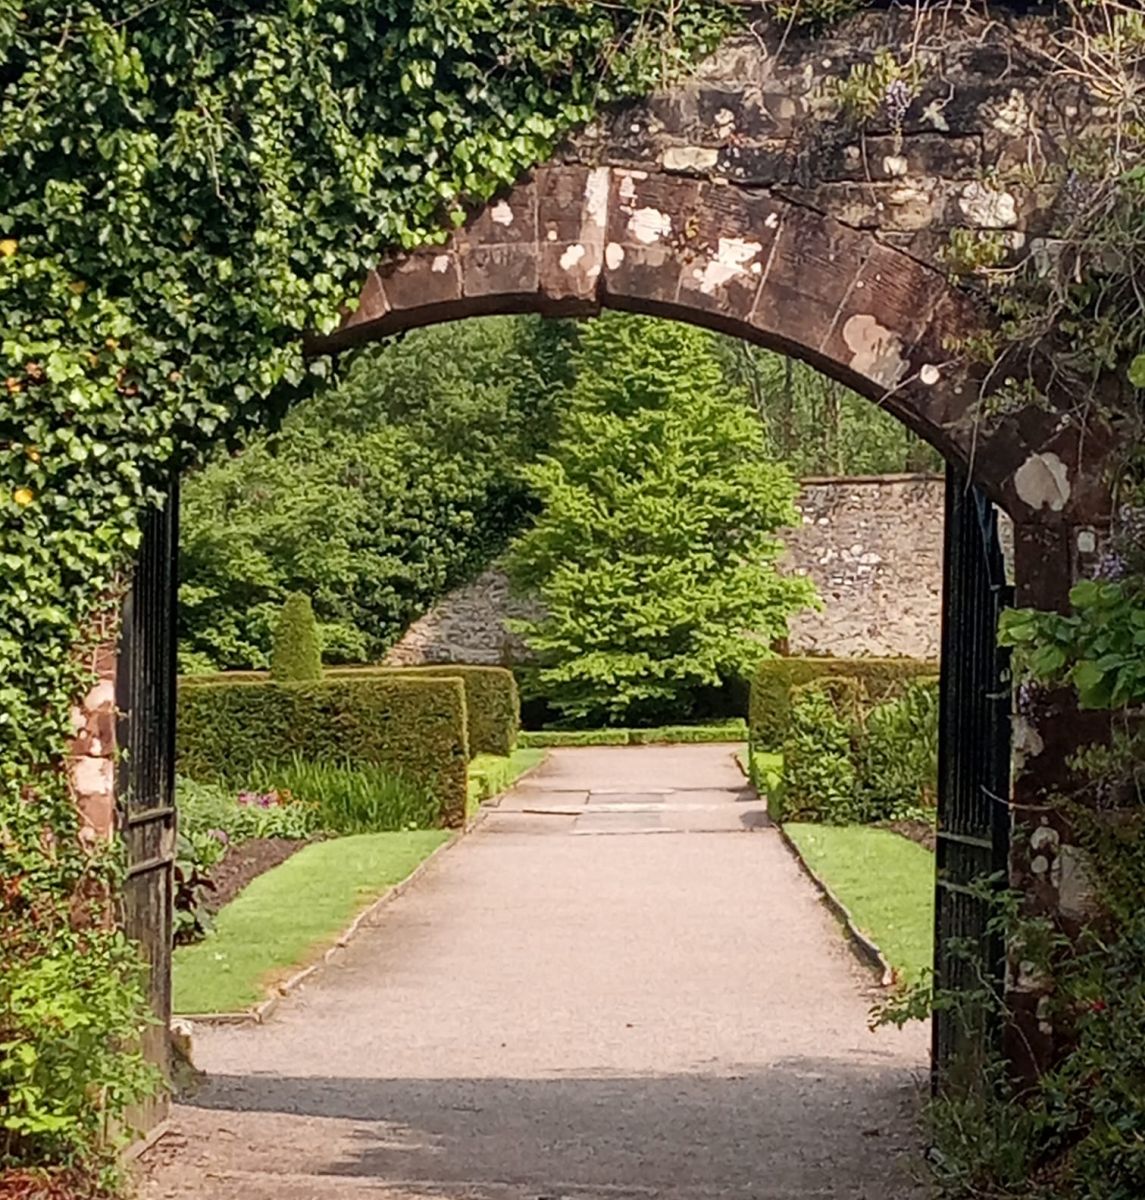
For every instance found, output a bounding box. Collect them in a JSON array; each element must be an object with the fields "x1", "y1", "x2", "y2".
[{"x1": 507, "y1": 314, "x2": 816, "y2": 726}]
